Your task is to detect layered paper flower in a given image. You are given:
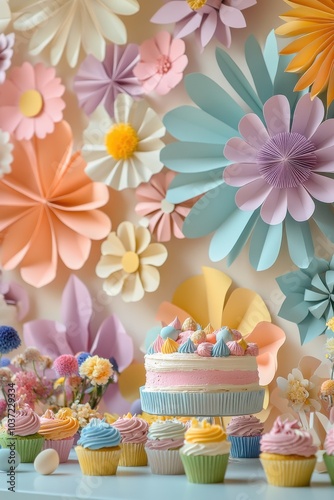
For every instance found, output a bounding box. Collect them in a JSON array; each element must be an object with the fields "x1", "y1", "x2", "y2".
[
  {"x1": 135, "y1": 170, "x2": 196, "y2": 242},
  {"x1": 0, "y1": 121, "x2": 111, "y2": 287},
  {"x1": 23, "y1": 274, "x2": 138, "y2": 414},
  {"x1": 0, "y1": 130, "x2": 13, "y2": 177},
  {"x1": 133, "y1": 31, "x2": 188, "y2": 95},
  {"x1": 162, "y1": 31, "x2": 334, "y2": 271},
  {"x1": 0, "y1": 62, "x2": 66, "y2": 140},
  {"x1": 277, "y1": 256, "x2": 334, "y2": 345},
  {"x1": 12, "y1": 0, "x2": 140, "y2": 68},
  {"x1": 275, "y1": 0, "x2": 334, "y2": 108},
  {"x1": 82, "y1": 93, "x2": 166, "y2": 190},
  {"x1": 73, "y1": 43, "x2": 143, "y2": 117},
  {"x1": 151, "y1": 0, "x2": 257, "y2": 49},
  {"x1": 0, "y1": 273, "x2": 30, "y2": 322},
  {"x1": 277, "y1": 367, "x2": 321, "y2": 414},
  {"x1": 0, "y1": 33, "x2": 14, "y2": 84},
  {"x1": 96, "y1": 221, "x2": 168, "y2": 302},
  {"x1": 0, "y1": 0, "x2": 10, "y2": 32}
]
